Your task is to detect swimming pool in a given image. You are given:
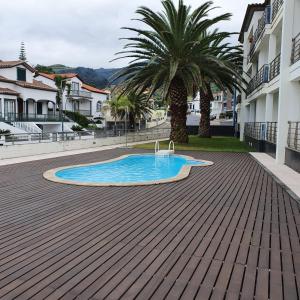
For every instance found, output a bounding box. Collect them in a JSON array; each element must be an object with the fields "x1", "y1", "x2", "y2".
[{"x1": 43, "y1": 154, "x2": 213, "y2": 186}]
